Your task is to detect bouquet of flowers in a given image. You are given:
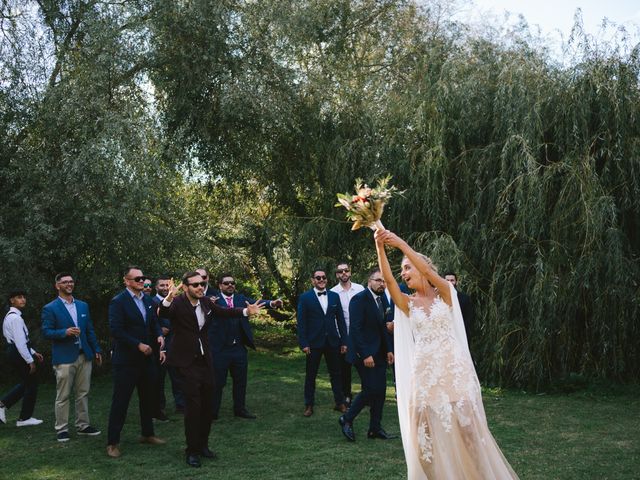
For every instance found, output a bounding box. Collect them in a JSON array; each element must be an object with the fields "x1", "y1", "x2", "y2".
[{"x1": 335, "y1": 176, "x2": 402, "y2": 231}]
